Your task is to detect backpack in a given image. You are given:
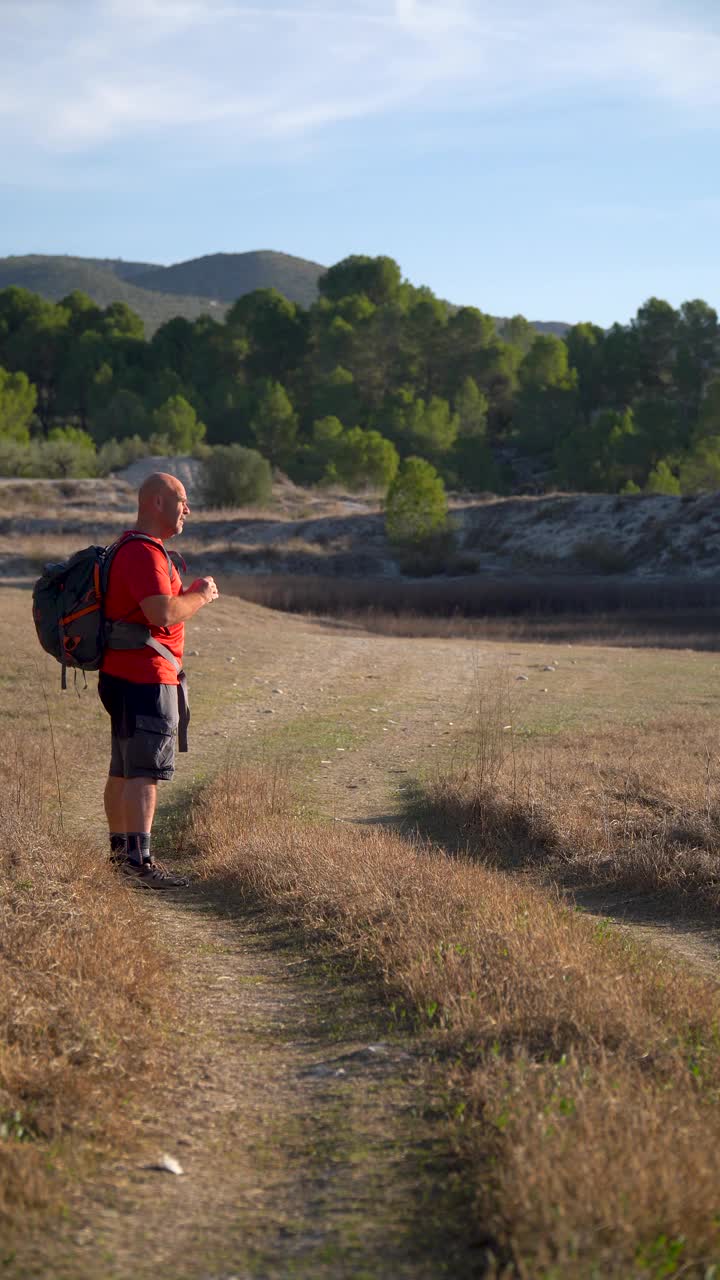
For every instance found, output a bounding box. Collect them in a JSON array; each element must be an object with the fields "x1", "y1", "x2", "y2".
[{"x1": 32, "y1": 533, "x2": 184, "y2": 689}]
